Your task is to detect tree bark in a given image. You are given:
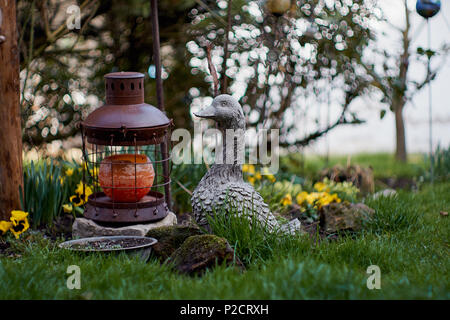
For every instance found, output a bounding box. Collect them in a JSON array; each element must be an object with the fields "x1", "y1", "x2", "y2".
[
  {"x1": 393, "y1": 0, "x2": 410, "y2": 163},
  {"x1": 394, "y1": 100, "x2": 407, "y2": 162},
  {"x1": 0, "y1": 0, "x2": 23, "y2": 220}
]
